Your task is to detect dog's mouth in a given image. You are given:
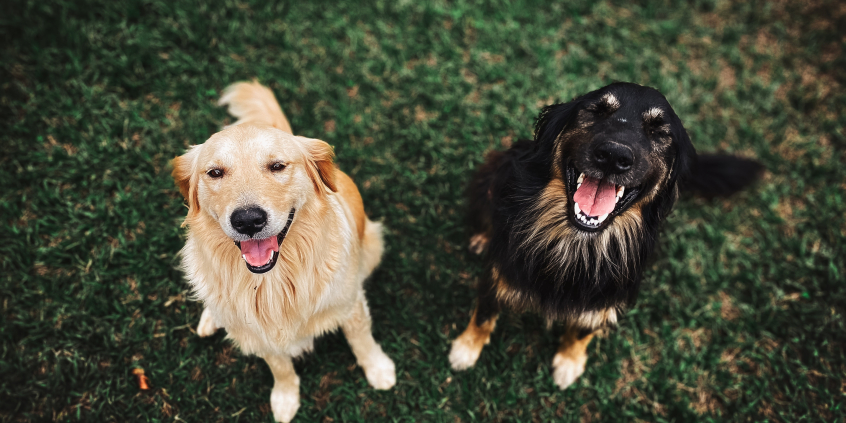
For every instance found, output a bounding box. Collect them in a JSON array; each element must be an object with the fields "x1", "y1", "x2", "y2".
[
  {"x1": 234, "y1": 209, "x2": 295, "y2": 274},
  {"x1": 566, "y1": 164, "x2": 641, "y2": 232}
]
